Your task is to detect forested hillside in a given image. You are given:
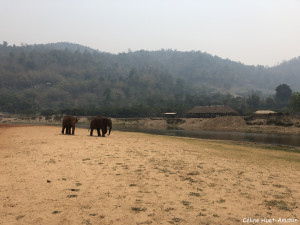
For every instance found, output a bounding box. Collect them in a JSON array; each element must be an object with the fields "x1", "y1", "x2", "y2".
[{"x1": 0, "y1": 42, "x2": 299, "y2": 117}]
